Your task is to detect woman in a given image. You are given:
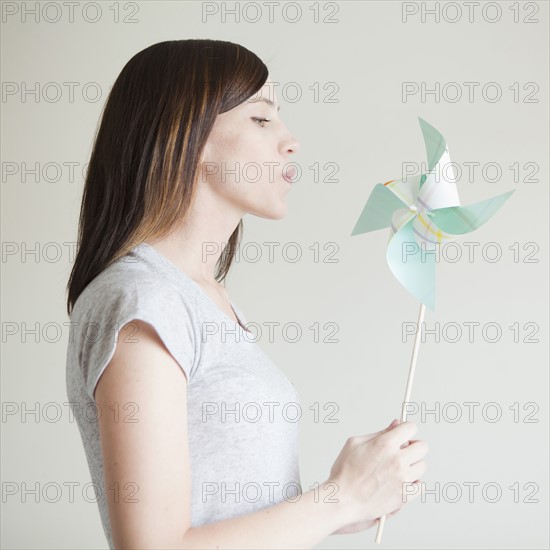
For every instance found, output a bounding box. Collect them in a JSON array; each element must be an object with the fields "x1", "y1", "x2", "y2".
[{"x1": 65, "y1": 39, "x2": 428, "y2": 549}]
